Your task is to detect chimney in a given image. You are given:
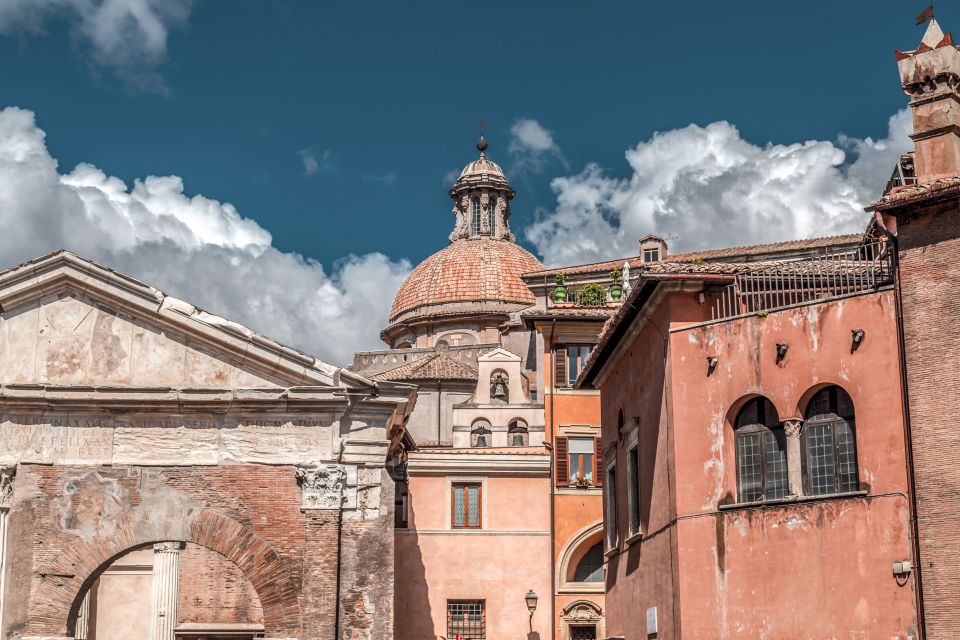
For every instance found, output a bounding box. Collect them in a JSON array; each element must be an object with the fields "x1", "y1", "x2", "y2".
[
  {"x1": 897, "y1": 19, "x2": 960, "y2": 182},
  {"x1": 639, "y1": 234, "x2": 668, "y2": 263}
]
